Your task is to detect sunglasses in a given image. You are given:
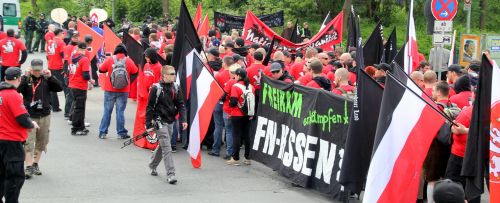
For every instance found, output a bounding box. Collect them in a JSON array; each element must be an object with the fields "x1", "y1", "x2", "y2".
[
  {"x1": 271, "y1": 70, "x2": 280, "y2": 74},
  {"x1": 166, "y1": 72, "x2": 176, "y2": 75}
]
